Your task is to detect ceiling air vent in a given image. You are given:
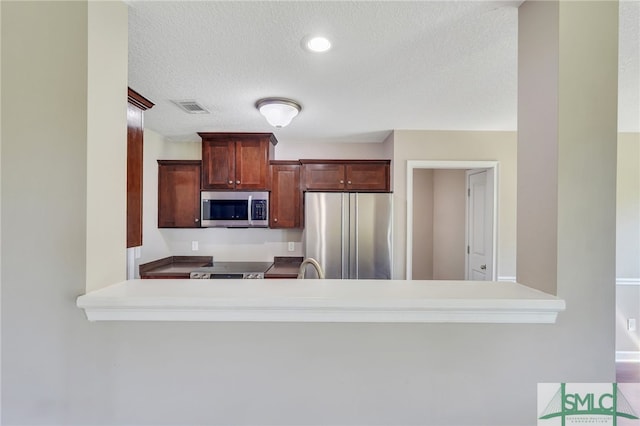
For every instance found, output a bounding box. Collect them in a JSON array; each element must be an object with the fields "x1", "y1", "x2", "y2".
[{"x1": 171, "y1": 100, "x2": 210, "y2": 114}]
